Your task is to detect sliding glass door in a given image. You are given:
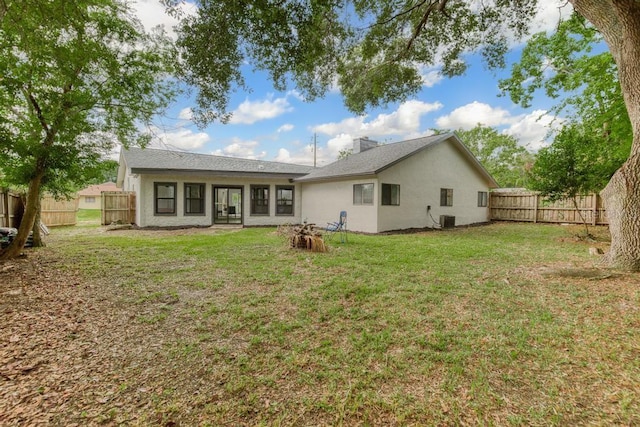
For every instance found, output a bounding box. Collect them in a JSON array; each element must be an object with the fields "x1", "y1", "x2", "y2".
[{"x1": 213, "y1": 186, "x2": 243, "y2": 224}]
